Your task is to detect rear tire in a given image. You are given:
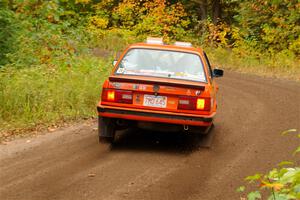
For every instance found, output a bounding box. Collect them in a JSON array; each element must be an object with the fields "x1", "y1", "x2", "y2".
[{"x1": 98, "y1": 117, "x2": 116, "y2": 144}]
